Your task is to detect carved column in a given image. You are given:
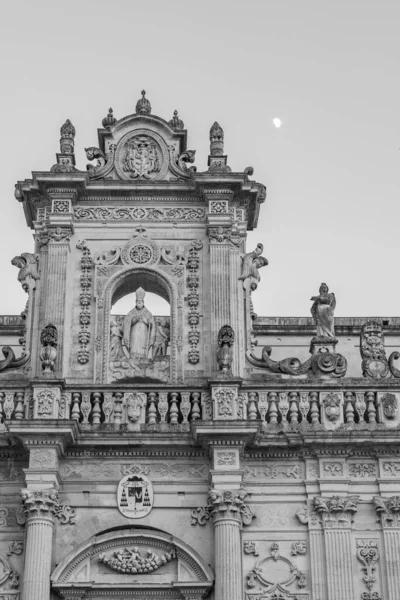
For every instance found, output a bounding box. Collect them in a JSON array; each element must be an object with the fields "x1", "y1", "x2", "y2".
[
  {"x1": 374, "y1": 495, "x2": 400, "y2": 600},
  {"x1": 41, "y1": 211, "x2": 74, "y2": 374},
  {"x1": 209, "y1": 489, "x2": 253, "y2": 600},
  {"x1": 20, "y1": 489, "x2": 58, "y2": 600},
  {"x1": 314, "y1": 495, "x2": 360, "y2": 600}
]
